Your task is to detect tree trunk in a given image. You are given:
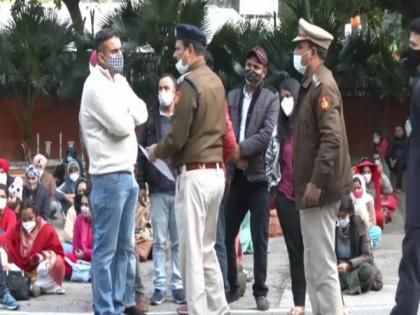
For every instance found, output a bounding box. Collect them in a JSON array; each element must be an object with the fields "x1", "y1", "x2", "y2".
[
  {"x1": 19, "y1": 95, "x2": 35, "y2": 162},
  {"x1": 62, "y1": 0, "x2": 83, "y2": 34}
]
